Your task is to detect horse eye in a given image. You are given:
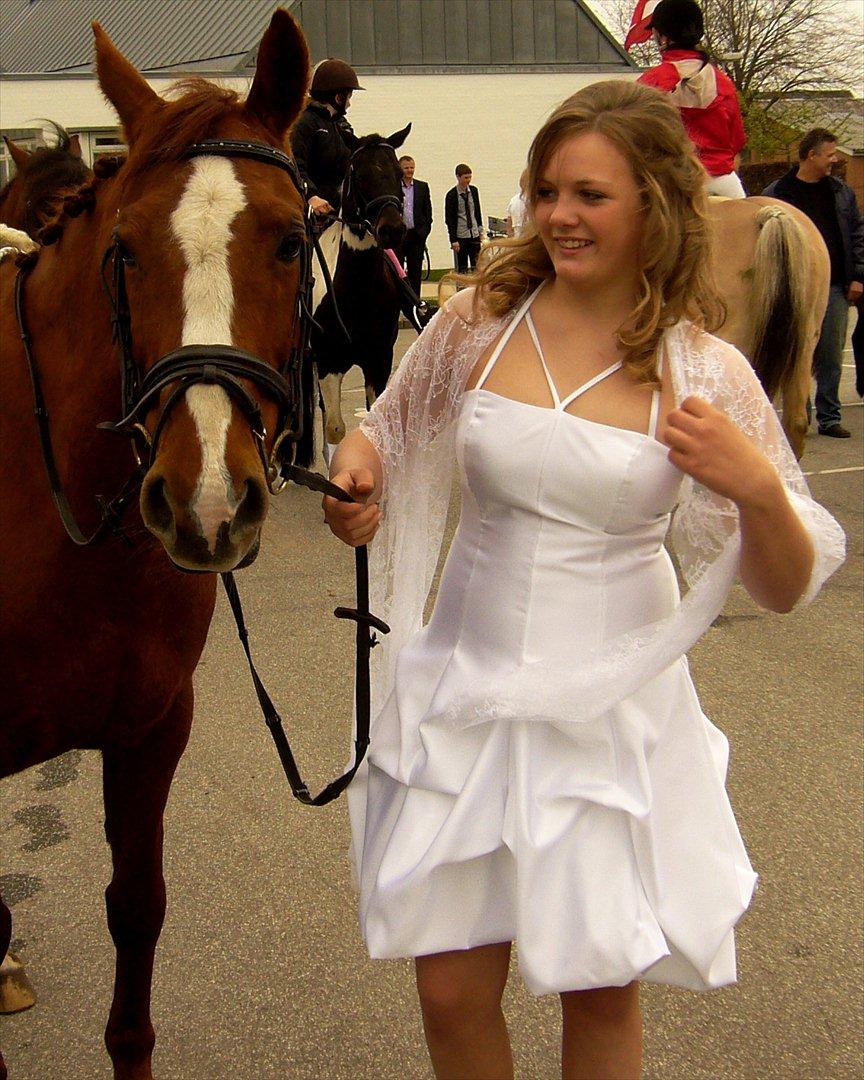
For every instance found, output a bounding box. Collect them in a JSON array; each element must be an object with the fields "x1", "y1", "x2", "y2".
[
  {"x1": 117, "y1": 242, "x2": 137, "y2": 267},
  {"x1": 112, "y1": 231, "x2": 137, "y2": 267},
  {"x1": 276, "y1": 233, "x2": 303, "y2": 263}
]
